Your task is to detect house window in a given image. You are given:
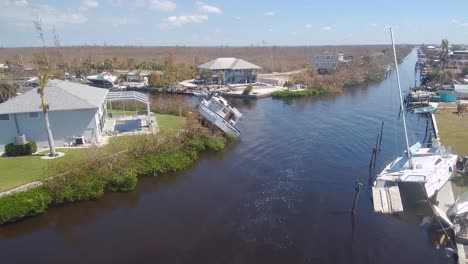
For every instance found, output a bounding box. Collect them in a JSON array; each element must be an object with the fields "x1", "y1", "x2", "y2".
[
  {"x1": 0, "y1": 114, "x2": 10, "y2": 121},
  {"x1": 29, "y1": 112, "x2": 39, "y2": 118}
]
